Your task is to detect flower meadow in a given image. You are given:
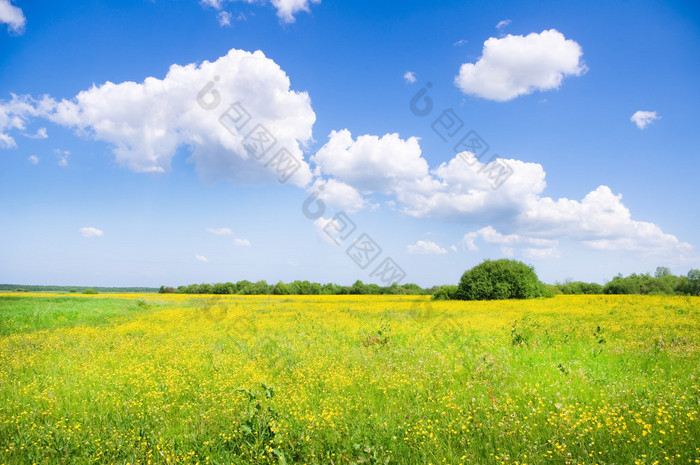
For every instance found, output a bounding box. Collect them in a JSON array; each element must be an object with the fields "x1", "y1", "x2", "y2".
[{"x1": 0, "y1": 293, "x2": 698, "y2": 464}]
